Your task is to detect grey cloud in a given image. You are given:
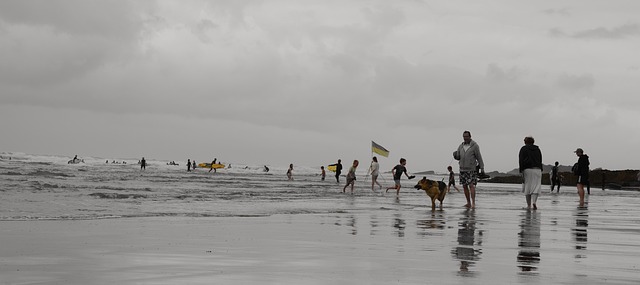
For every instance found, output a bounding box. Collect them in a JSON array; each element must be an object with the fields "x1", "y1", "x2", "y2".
[
  {"x1": 574, "y1": 24, "x2": 639, "y2": 39},
  {"x1": 0, "y1": 0, "x2": 150, "y2": 40},
  {"x1": 549, "y1": 24, "x2": 640, "y2": 39},
  {"x1": 193, "y1": 19, "x2": 218, "y2": 43},
  {"x1": 0, "y1": 1, "x2": 154, "y2": 88},
  {"x1": 542, "y1": 8, "x2": 570, "y2": 16},
  {"x1": 548, "y1": 28, "x2": 567, "y2": 38},
  {"x1": 556, "y1": 73, "x2": 595, "y2": 91},
  {"x1": 486, "y1": 64, "x2": 525, "y2": 82}
]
